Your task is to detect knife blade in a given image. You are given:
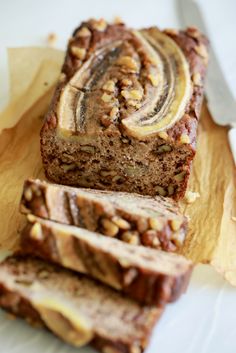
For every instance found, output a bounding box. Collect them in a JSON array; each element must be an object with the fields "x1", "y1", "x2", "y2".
[{"x1": 179, "y1": 0, "x2": 236, "y2": 164}]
